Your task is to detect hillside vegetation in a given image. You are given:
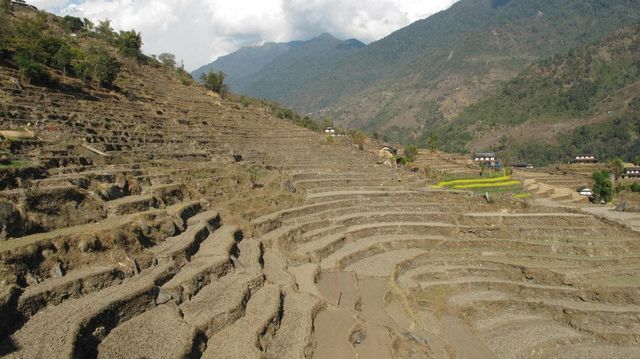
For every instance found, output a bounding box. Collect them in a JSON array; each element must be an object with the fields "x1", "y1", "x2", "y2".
[
  {"x1": 440, "y1": 24, "x2": 640, "y2": 165},
  {"x1": 0, "y1": 1, "x2": 146, "y2": 88}
]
